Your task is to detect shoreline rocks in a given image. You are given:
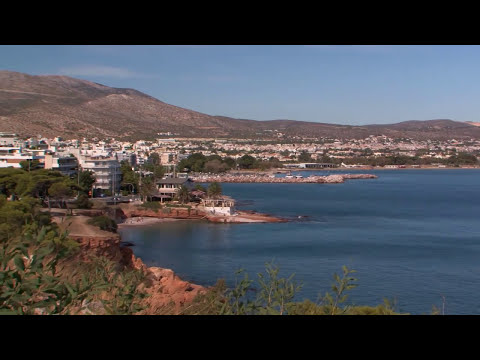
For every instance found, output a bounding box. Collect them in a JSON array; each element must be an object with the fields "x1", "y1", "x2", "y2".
[{"x1": 191, "y1": 173, "x2": 377, "y2": 184}]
